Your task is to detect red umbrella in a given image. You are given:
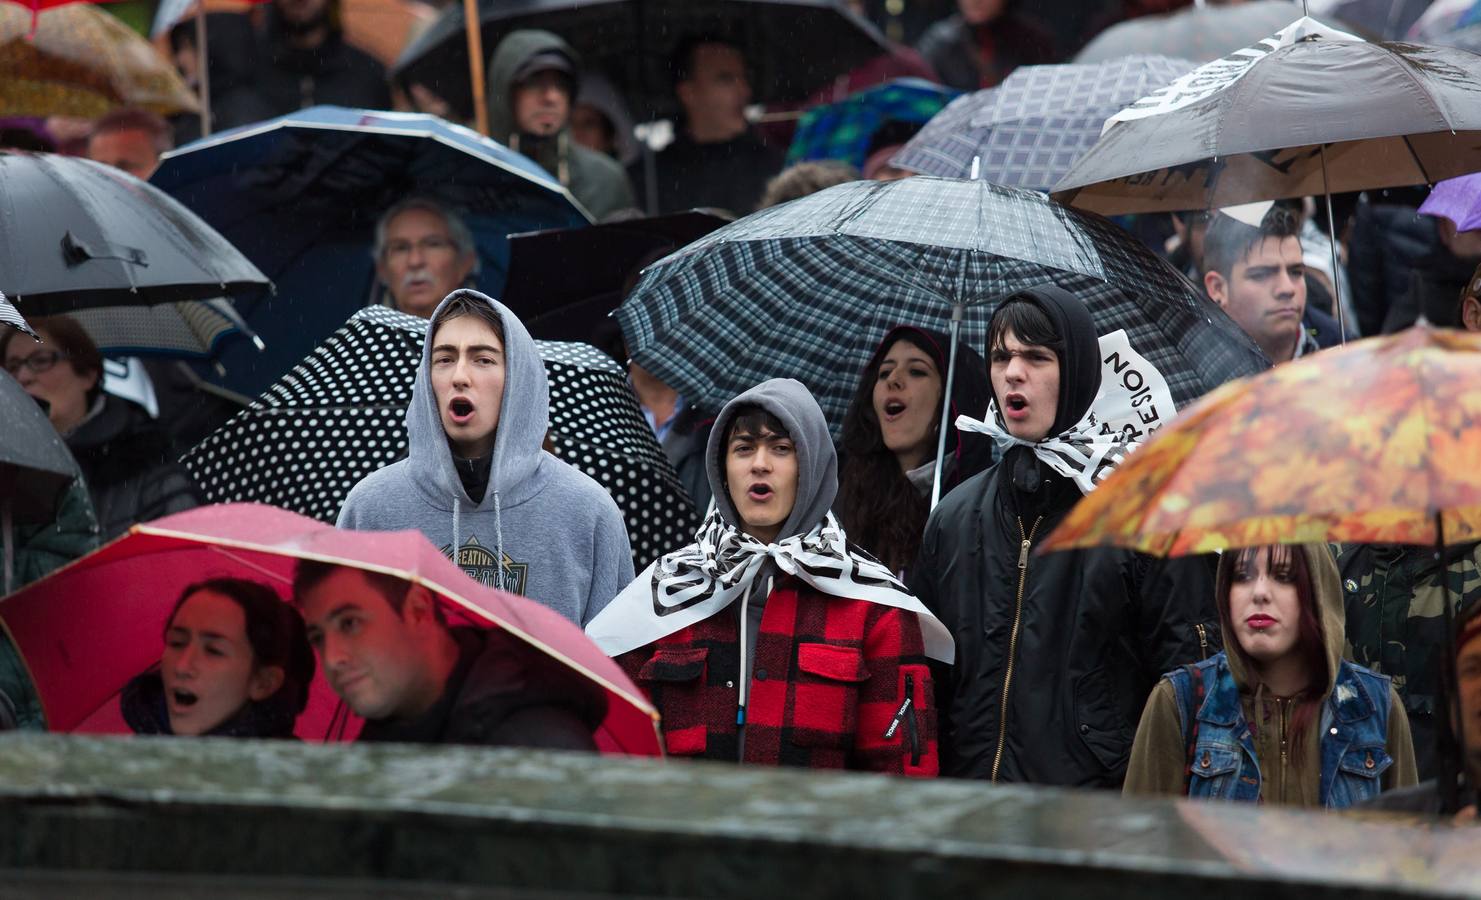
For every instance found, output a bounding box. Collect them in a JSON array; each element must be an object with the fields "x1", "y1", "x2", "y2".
[
  {"x1": 3, "y1": 0, "x2": 124, "y2": 35},
  {"x1": 0, "y1": 503, "x2": 663, "y2": 754}
]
